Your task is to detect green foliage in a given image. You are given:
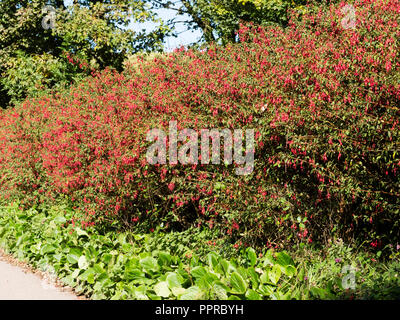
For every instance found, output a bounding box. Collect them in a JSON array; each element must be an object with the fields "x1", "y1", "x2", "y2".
[
  {"x1": 0, "y1": 203, "x2": 326, "y2": 299},
  {"x1": 1, "y1": 203, "x2": 399, "y2": 299},
  {"x1": 152, "y1": 0, "x2": 312, "y2": 45},
  {"x1": 0, "y1": 0, "x2": 170, "y2": 108},
  {"x1": 1, "y1": 50, "x2": 88, "y2": 105}
]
